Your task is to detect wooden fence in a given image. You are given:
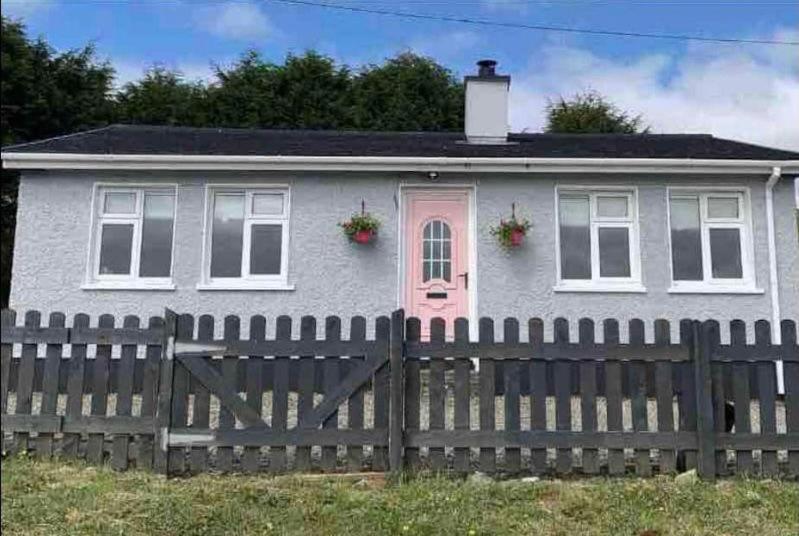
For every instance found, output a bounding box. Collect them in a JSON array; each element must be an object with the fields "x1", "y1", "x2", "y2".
[{"x1": 2, "y1": 309, "x2": 798, "y2": 480}]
